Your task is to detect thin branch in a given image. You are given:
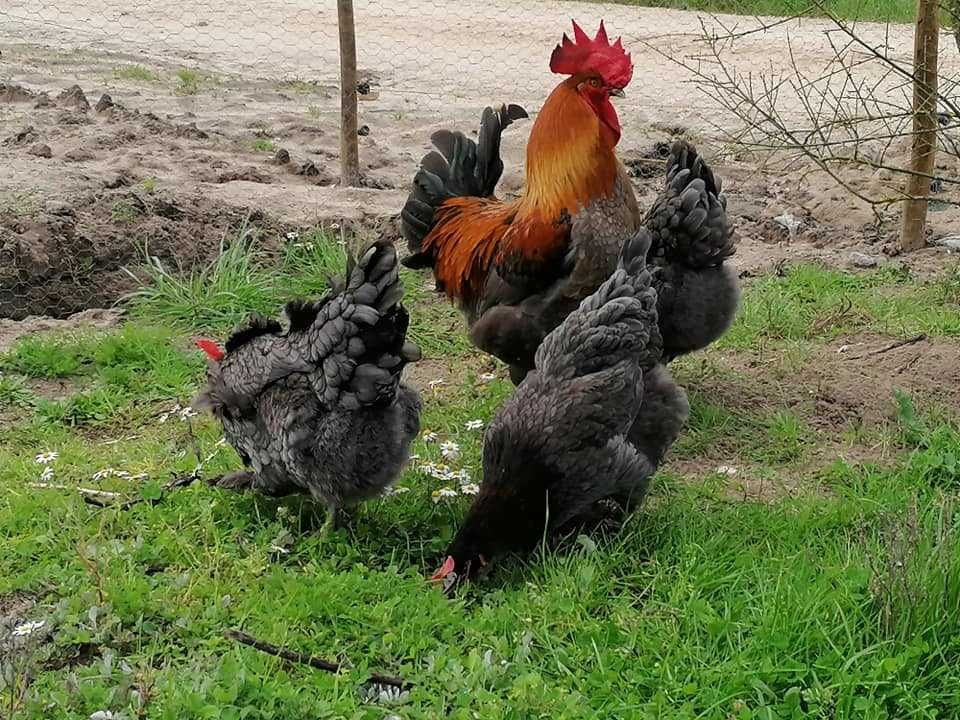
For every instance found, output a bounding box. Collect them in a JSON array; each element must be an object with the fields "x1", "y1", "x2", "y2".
[{"x1": 224, "y1": 629, "x2": 409, "y2": 689}]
